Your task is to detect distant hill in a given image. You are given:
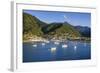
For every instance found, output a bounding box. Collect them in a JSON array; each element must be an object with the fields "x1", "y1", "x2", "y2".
[
  {"x1": 23, "y1": 12, "x2": 90, "y2": 41},
  {"x1": 42, "y1": 22, "x2": 81, "y2": 39},
  {"x1": 74, "y1": 26, "x2": 91, "y2": 37}
]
